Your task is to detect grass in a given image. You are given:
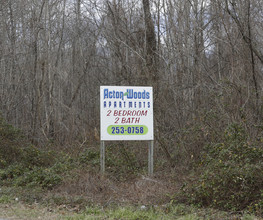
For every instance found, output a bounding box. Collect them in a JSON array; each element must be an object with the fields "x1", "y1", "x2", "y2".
[
  {"x1": 0, "y1": 195, "x2": 260, "y2": 220},
  {"x1": 49, "y1": 205, "x2": 263, "y2": 220},
  {"x1": 0, "y1": 202, "x2": 72, "y2": 220}
]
